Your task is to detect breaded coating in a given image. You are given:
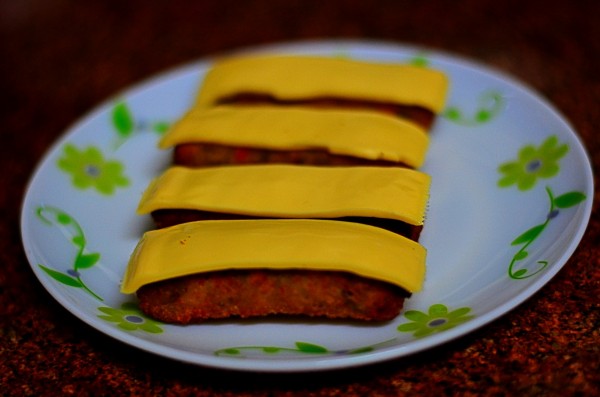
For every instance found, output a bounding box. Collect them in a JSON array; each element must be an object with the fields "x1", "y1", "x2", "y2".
[
  {"x1": 173, "y1": 143, "x2": 409, "y2": 168},
  {"x1": 137, "y1": 269, "x2": 410, "y2": 324}
]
